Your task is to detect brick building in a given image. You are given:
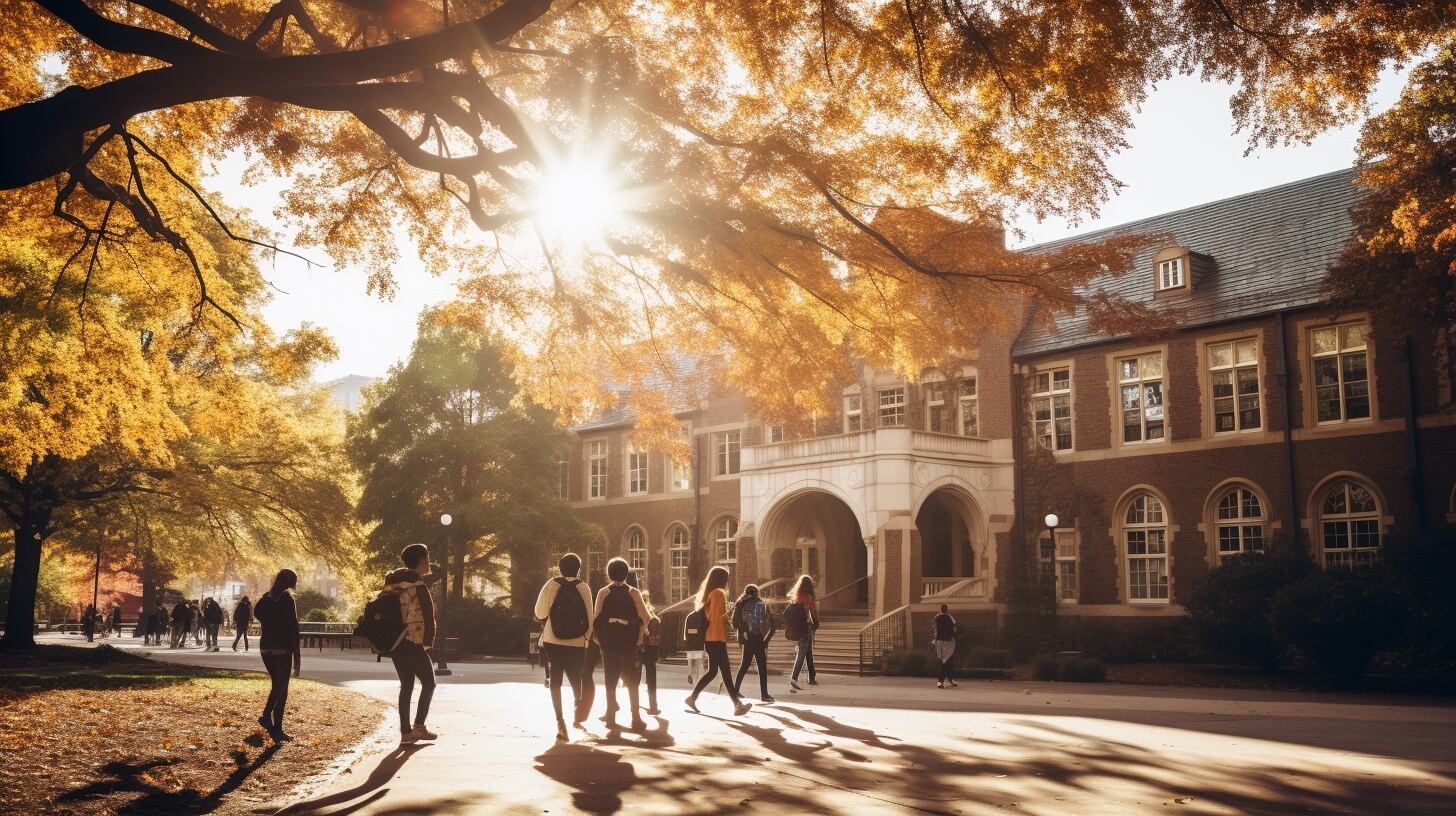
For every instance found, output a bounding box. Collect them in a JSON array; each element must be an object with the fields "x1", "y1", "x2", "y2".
[{"x1": 560, "y1": 168, "x2": 1456, "y2": 649}]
